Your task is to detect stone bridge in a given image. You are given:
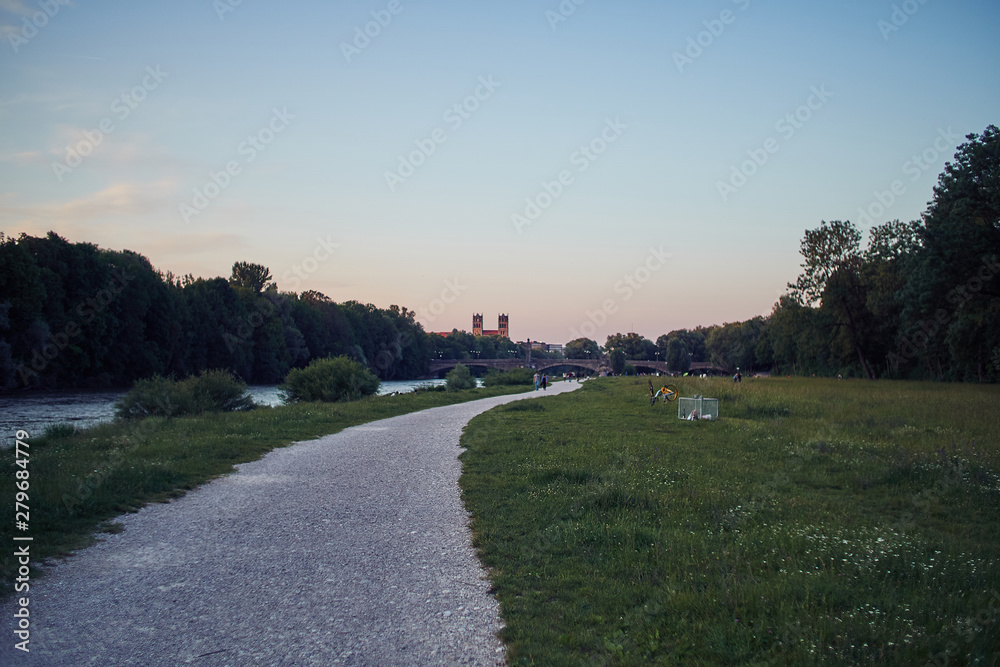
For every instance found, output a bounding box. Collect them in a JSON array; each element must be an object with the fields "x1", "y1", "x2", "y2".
[{"x1": 426, "y1": 358, "x2": 681, "y2": 376}]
